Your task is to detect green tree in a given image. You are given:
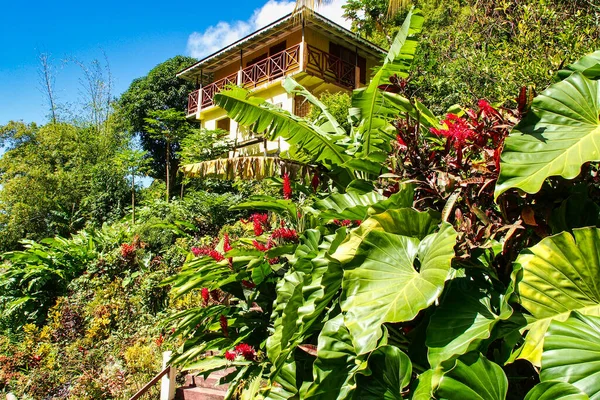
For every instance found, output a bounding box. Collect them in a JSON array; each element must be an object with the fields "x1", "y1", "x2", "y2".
[
  {"x1": 0, "y1": 121, "x2": 129, "y2": 250},
  {"x1": 116, "y1": 56, "x2": 198, "y2": 183},
  {"x1": 144, "y1": 109, "x2": 194, "y2": 202}
]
